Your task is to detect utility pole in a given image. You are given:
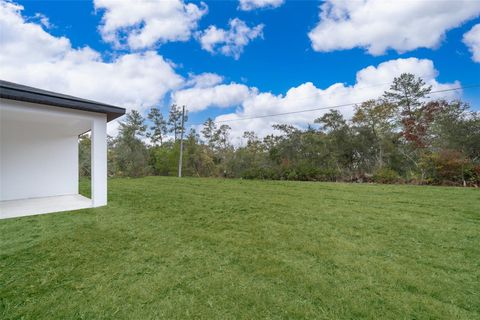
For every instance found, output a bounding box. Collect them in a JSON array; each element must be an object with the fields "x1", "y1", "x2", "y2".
[{"x1": 178, "y1": 105, "x2": 185, "y2": 178}]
